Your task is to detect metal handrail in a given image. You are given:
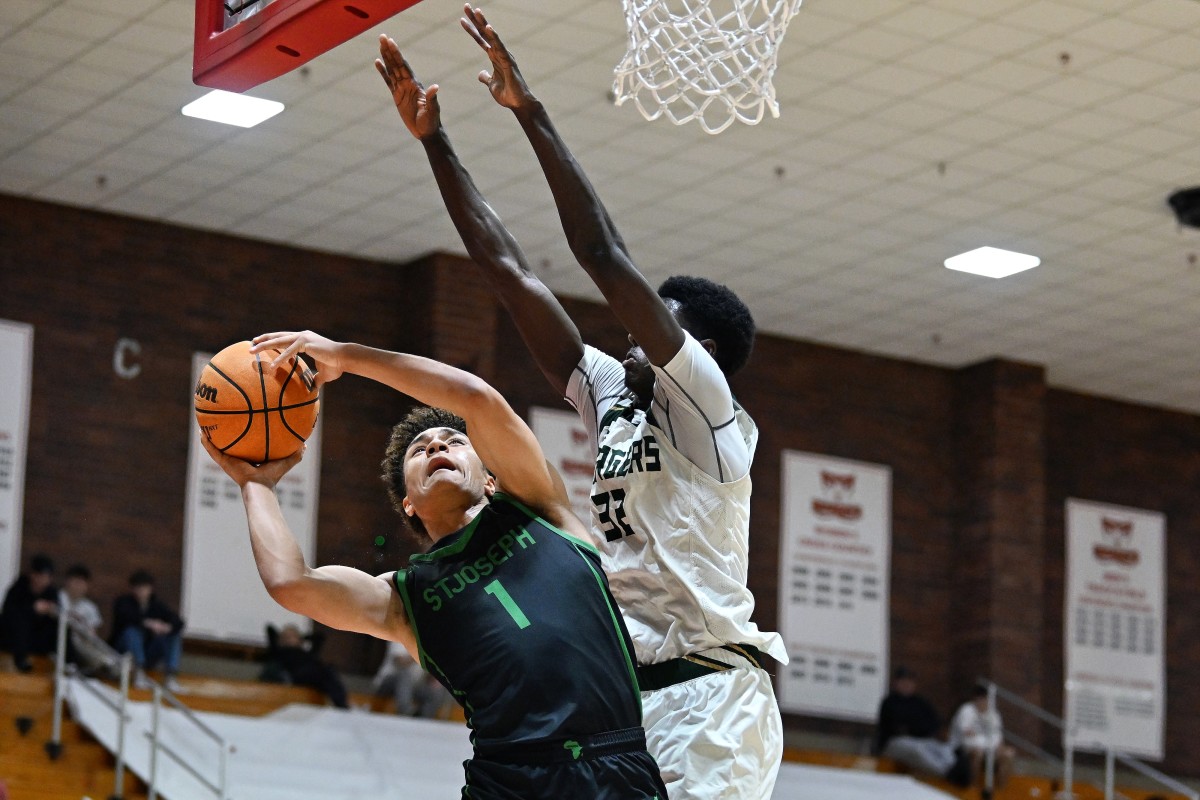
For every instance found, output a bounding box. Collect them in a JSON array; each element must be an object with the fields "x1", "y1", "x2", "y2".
[
  {"x1": 1115, "y1": 750, "x2": 1199, "y2": 800},
  {"x1": 977, "y1": 677, "x2": 1198, "y2": 800},
  {"x1": 50, "y1": 609, "x2": 233, "y2": 800}
]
